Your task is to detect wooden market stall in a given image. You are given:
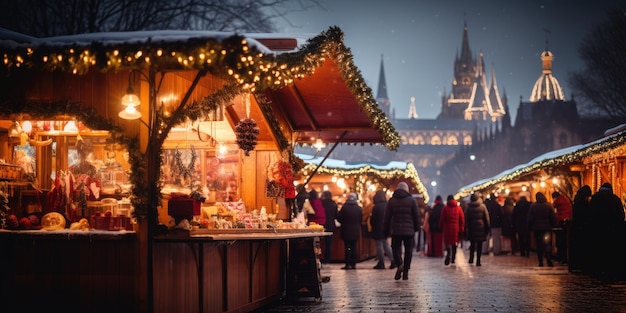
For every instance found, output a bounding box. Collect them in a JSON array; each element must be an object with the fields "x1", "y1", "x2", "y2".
[
  {"x1": 296, "y1": 153, "x2": 428, "y2": 262},
  {"x1": 0, "y1": 27, "x2": 399, "y2": 313},
  {"x1": 455, "y1": 124, "x2": 626, "y2": 276}
]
